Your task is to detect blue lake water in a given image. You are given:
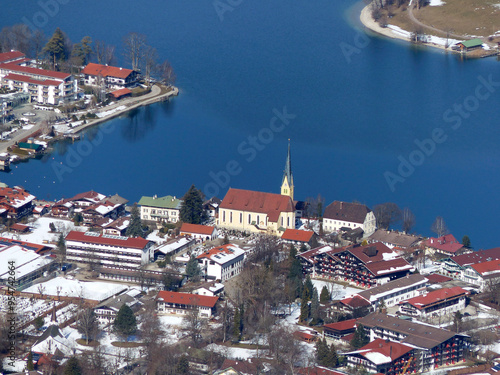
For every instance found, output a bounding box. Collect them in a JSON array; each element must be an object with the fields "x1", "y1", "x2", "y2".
[{"x1": 1, "y1": 0, "x2": 499, "y2": 248}]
